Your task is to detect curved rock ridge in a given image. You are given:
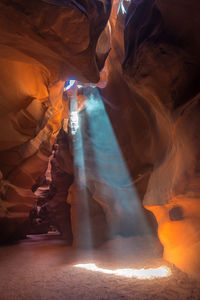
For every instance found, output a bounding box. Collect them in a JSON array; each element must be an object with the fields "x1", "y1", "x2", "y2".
[
  {"x1": 105, "y1": 0, "x2": 200, "y2": 278},
  {"x1": 0, "y1": 0, "x2": 111, "y2": 243},
  {"x1": 0, "y1": 0, "x2": 200, "y2": 281}
]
